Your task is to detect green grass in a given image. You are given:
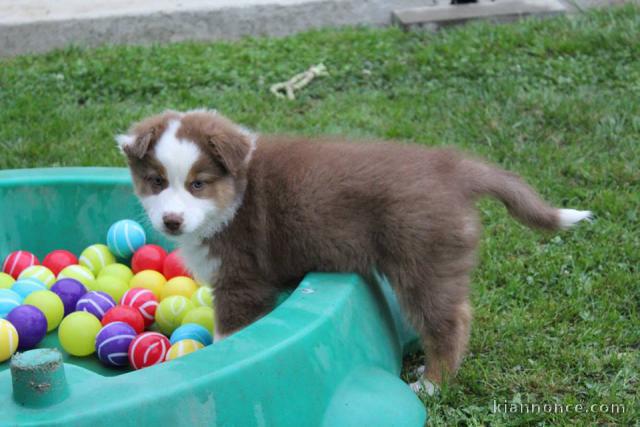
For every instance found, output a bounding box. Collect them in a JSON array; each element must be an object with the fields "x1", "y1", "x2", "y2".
[{"x1": 1, "y1": 5, "x2": 639, "y2": 425}]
